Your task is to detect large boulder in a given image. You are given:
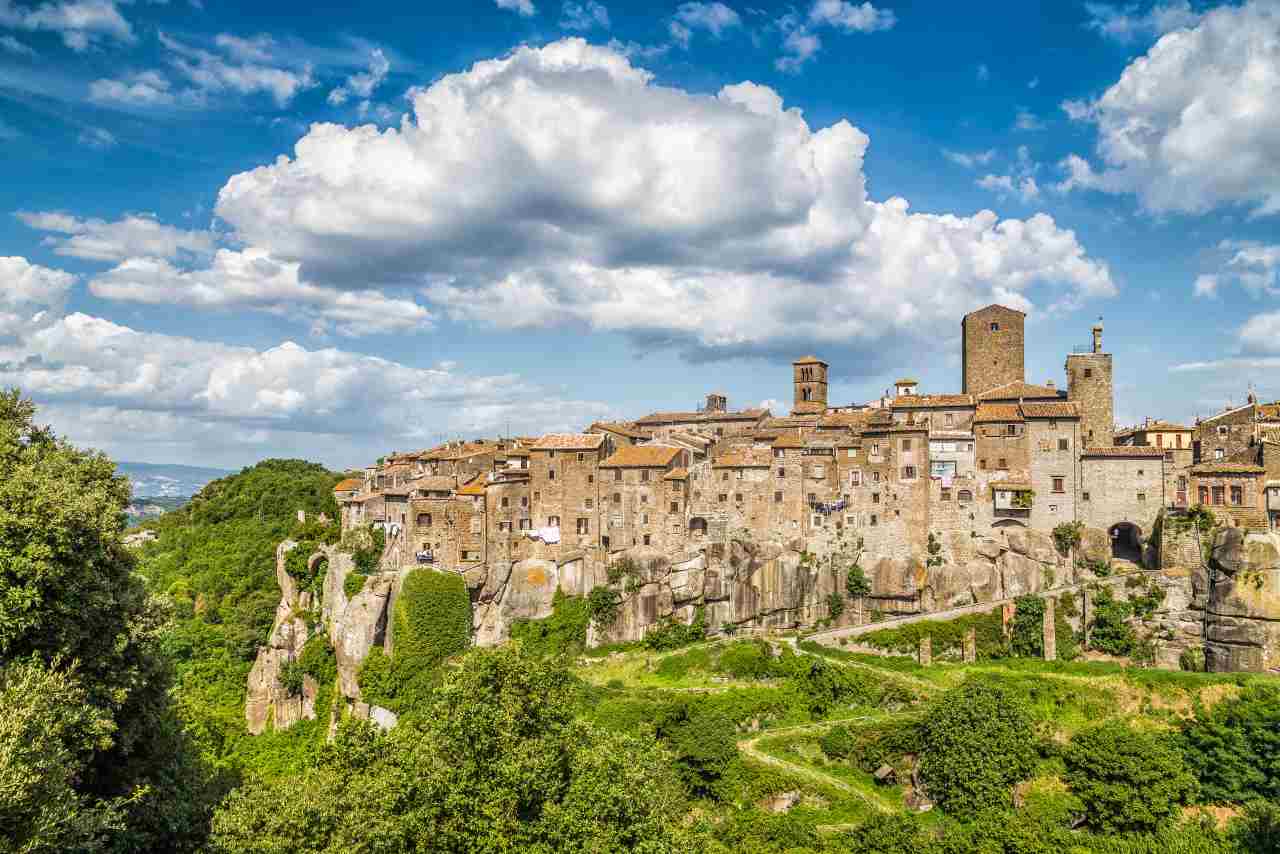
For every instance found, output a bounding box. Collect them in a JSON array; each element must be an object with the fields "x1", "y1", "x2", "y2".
[
  {"x1": 927, "y1": 562, "x2": 975, "y2": 609},
  {"x1": 1205, "y1": 530, "x2": 1280, "y2": 672},
  {"x1": 329, "y1": 572, "x2": 396, "y2": 699},
  {"x1": 966, "y1": 559, "x2": 1001, "y2": 603},
  {"x1": 998, "y1": 551, "x2": 1045, "y2": 599},
  {"x1": 1078, "y1": 527, "x2": 1110, "y2": 566}
]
